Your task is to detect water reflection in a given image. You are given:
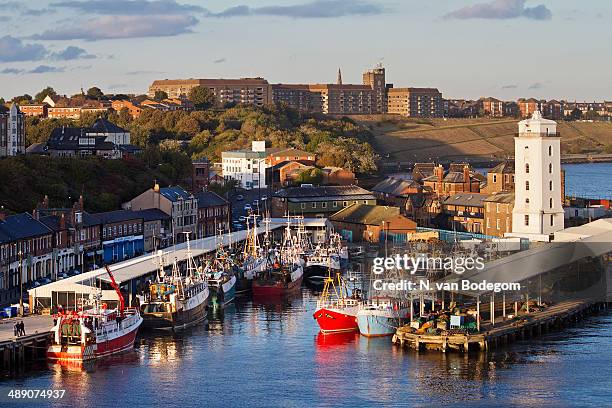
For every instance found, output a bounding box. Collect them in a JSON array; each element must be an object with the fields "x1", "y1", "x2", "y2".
[{"x1": 0, "y1": 284, "x2": 610, "y2": 408}]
